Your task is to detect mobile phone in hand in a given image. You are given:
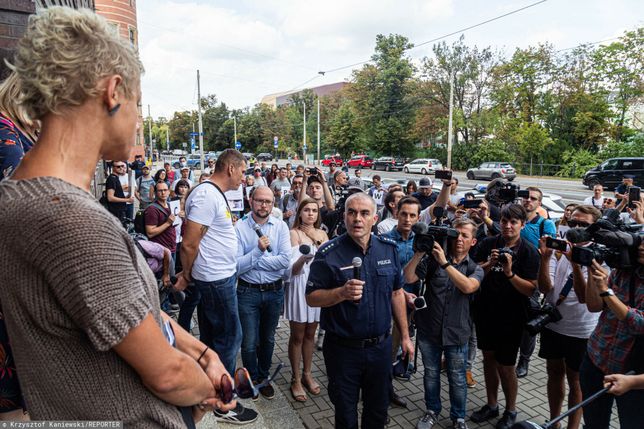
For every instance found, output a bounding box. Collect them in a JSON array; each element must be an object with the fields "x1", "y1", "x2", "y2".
[
  {"x1": 546, "y1": 237, "x2": 567, "y2": 252},
  {"x1": 628, "y1": 186, "x2": 640, "y2": 209},
  {"x1": 435, "y1": 170, "x2": 452, "y2": 180}
]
